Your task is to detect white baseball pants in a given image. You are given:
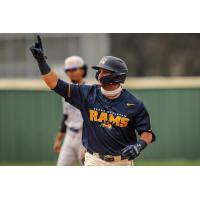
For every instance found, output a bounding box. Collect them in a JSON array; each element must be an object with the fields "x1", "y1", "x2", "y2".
[{"x1": 57, "y1": 129, "x2": 85, "y2": 166}]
